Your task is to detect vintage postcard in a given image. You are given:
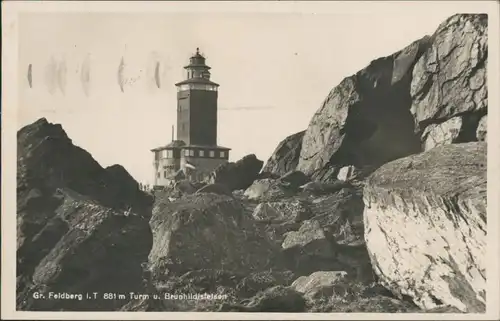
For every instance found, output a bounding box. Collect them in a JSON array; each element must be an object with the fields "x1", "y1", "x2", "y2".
[{"x1": 2, "y1": 0, "x2": 499, "y2": 320}]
